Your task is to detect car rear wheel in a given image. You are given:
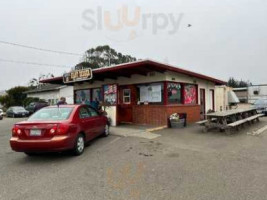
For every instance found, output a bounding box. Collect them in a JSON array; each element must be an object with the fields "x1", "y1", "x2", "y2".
[
  {"x1": 103, "y1": 124, "x2": 110, "y2": 137},
  {"x1": 73, "y1": 134, "x2": 85, "y2": 156}
]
